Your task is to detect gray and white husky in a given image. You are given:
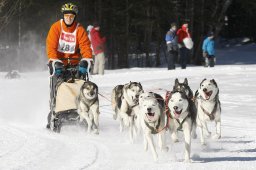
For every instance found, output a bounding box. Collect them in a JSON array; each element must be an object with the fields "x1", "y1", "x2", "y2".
[
  {"x1": 167, "y1": 91, "x2": 196, "y2": 162},
  {"x1": 172, "y1": 78, "x2": 197, "y2": 139},
  {"x1": 172, "y1": 78, "x2": 194, "y2": 99},
  {"x1": 111, "y1": 81, "x2": 143, "y2": 142},
  {"x1": 77, "y1": 81, "x2": 100, "y2": 134},
  {"x1": 139, "y1": 92, "x2": 168, "y2": 161},
  {"x1": 195, "y1": 79, "x2": 221, "y2": 145}
]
